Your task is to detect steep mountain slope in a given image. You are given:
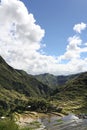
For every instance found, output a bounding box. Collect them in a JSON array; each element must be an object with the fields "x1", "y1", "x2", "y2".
[
  {"x1": 0, "y1": 56, "x2": 50, "y2": 98},
  {"x1": 54, "y1": 72, "x2": 87, "y2": 113},
  {"x1": 57, "y1": 72, "x2": 87, "y2": 99},
  {"x1": 0, "y1": 56, "x2": 52, "y2": 115}
]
